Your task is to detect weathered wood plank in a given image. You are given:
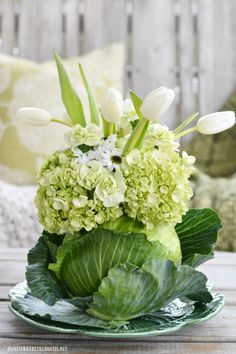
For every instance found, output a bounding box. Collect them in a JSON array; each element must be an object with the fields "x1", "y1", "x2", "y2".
[
  {"x1": 63, "y1": 0, "x2": 80, "y2": 57},
  {"x1": 199, "y1": 264, "x2": 236, "y2": 290},
  {"x1": 1, "y1": 302, "x2": 235, "y2": 342},
  {"x1": 0, "y1": 248, "x2": 28, "y2": 261},
  {"x1": 0, "y1": 261, "x2": 26, "y2": 285},
  {"x1": 179, "y1": 0, "x2": 196, "y2": 120},
  {"x1": 1, "y1": 0, "x2": 16, "y2": 55},
  {"x1": 82, "y1": 0, "x2": 126, "y2": 53},
  {"x1": 198, "y1": 0, "x2": 236, "y2": 115},
  {"x1": 19, "y1": 0, "x2": 63, "y2": 61},
  {"x1": 132, "y1": 0, "x2": 176, "y2": 128},
  {"x1": 0, "y1": 338, "x2": 236, "y2": 354}
]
